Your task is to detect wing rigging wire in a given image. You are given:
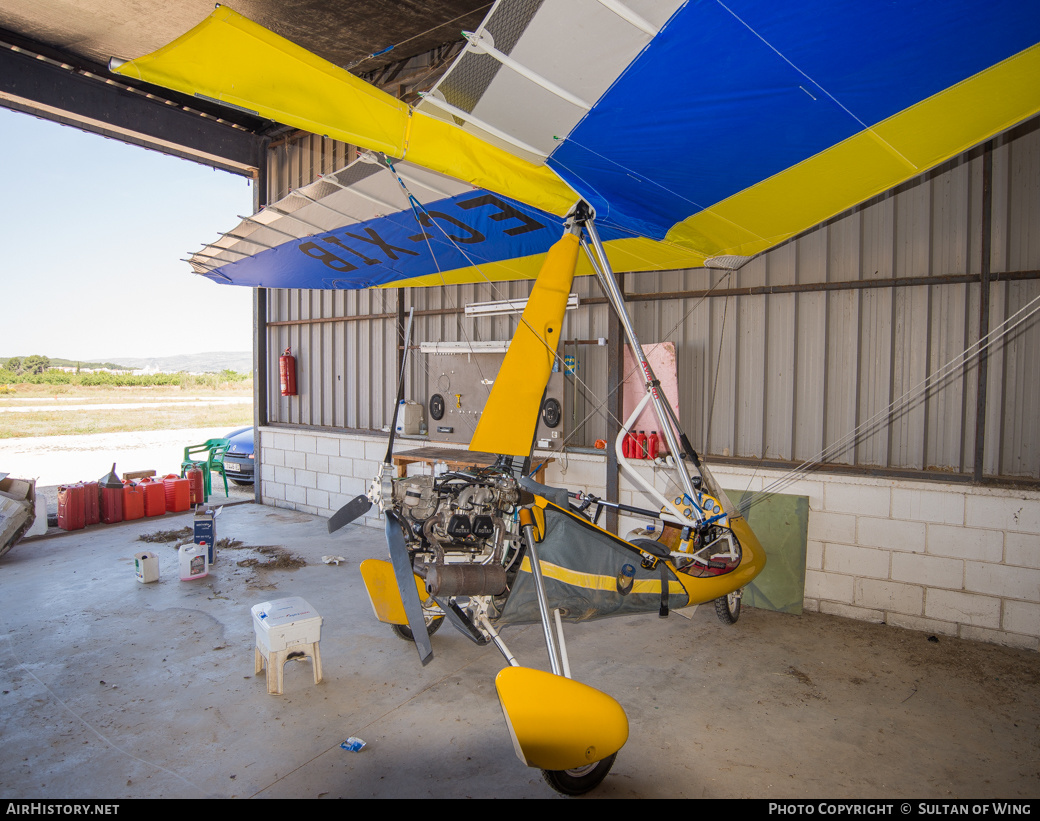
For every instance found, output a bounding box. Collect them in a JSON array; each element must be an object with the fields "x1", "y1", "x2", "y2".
[
  {"x1": 383, "y1": 156, "x2": 1039, "y2": 519},
  {"x1": 383, "y1": 154, "x2": 746, "y2": 476},
  {"x1": 738, "y1": 289, "x2": 1040, "y2": 513},
  {"x1": 381, "y1": 156, "x2": 500, "y2": 440},
  {"x1": 380, "y1": 159, "x2": 635, "y2": 452}
]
